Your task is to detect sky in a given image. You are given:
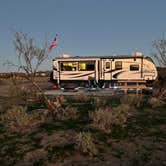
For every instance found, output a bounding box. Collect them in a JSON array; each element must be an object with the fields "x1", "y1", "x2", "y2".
[{"x1": 0, "y1": 0, "x2": 166, "y2": 72}]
